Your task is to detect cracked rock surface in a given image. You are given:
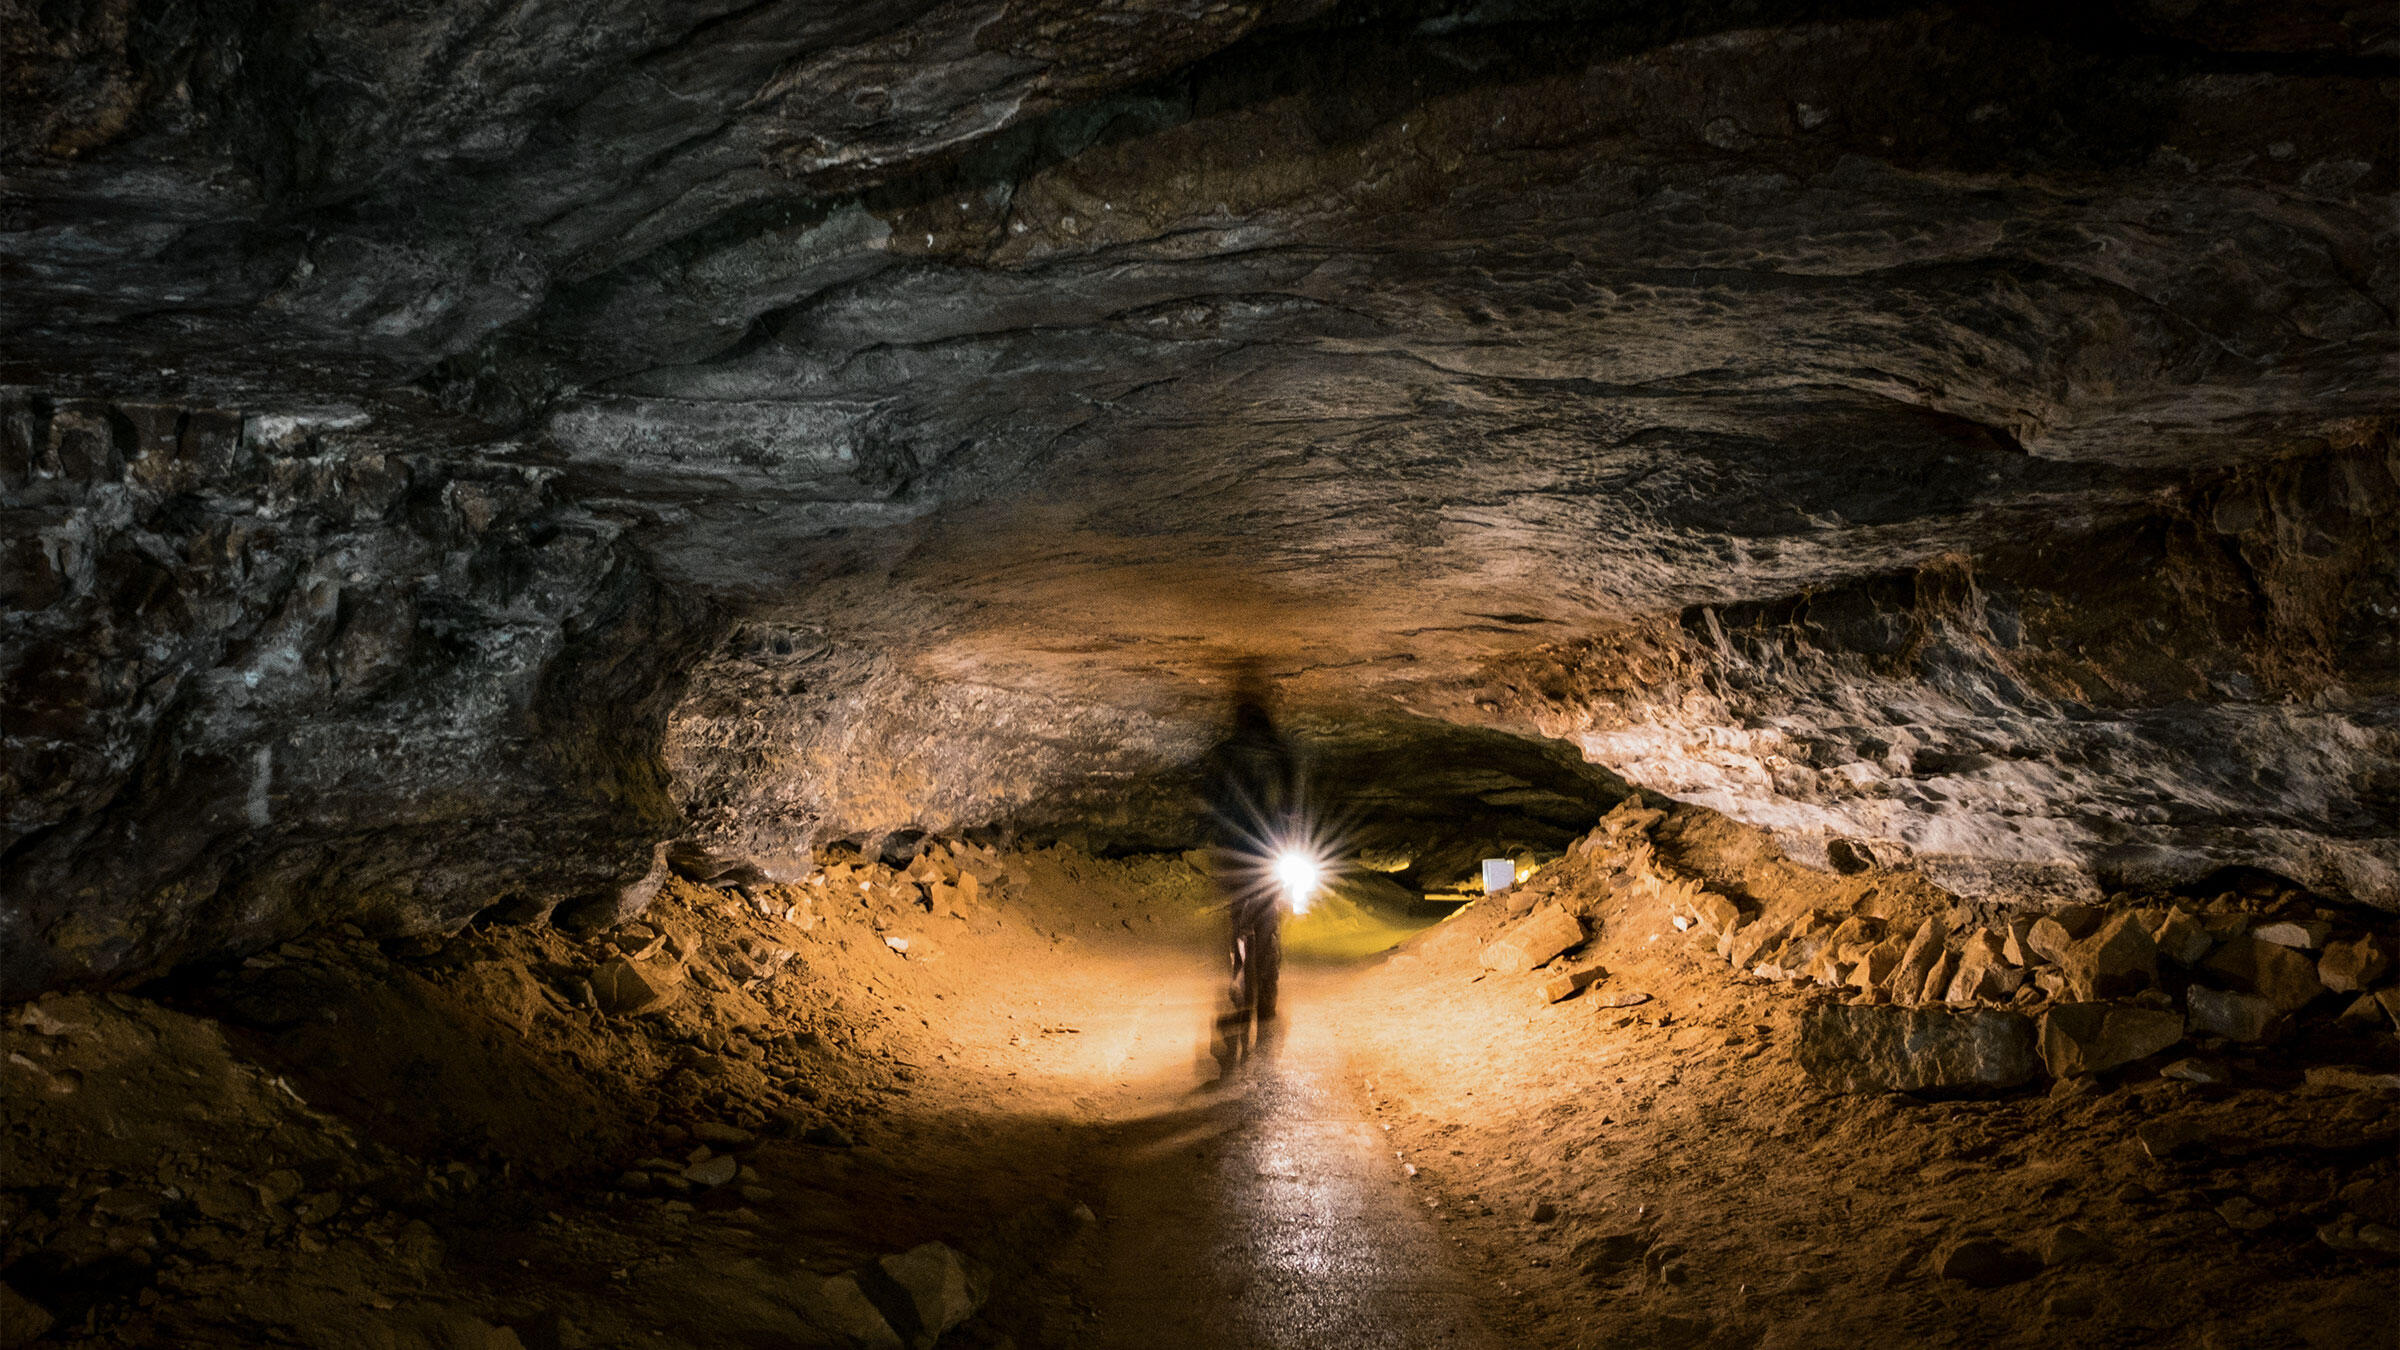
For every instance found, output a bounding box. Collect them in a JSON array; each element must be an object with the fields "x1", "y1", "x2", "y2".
[{"x1": 4, "y1": 0, "x2": 2398, "y2": 991}]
